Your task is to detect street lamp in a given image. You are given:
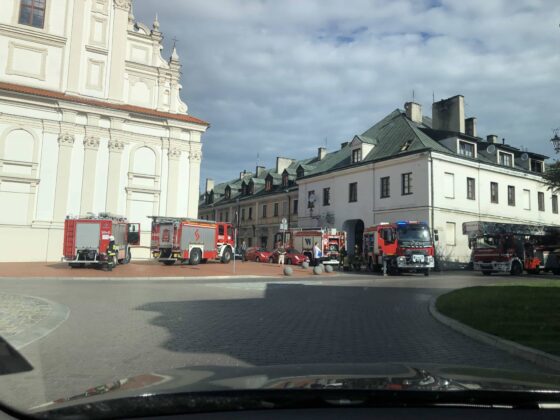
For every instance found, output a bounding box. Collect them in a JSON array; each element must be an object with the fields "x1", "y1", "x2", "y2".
[{"x1": 551, "y1": 129, "x2": 560, "y2": 153}]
